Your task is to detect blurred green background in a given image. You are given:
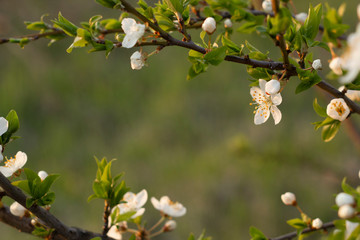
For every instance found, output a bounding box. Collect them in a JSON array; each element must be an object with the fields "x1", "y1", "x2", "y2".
[{"x1": 0, "y1": 0, "x2": 359, "y2": 239}]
